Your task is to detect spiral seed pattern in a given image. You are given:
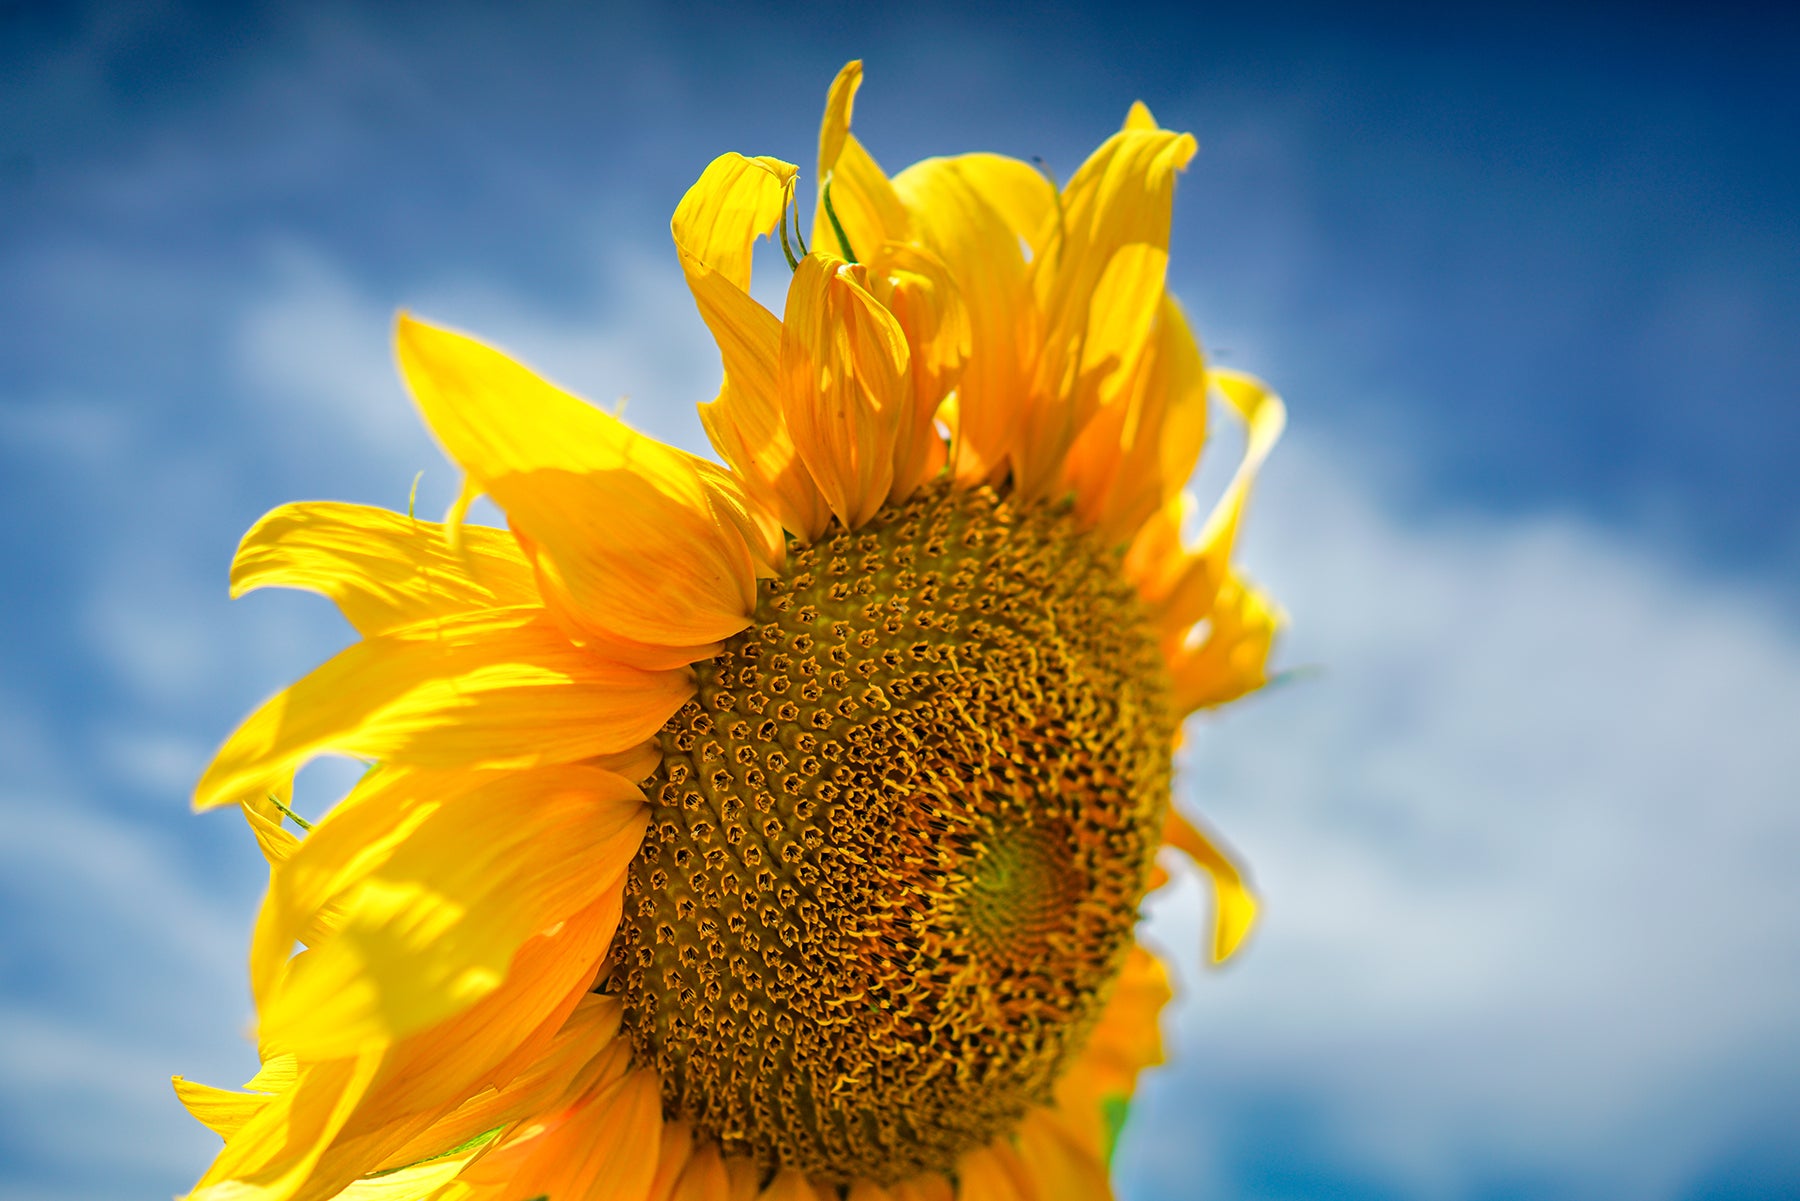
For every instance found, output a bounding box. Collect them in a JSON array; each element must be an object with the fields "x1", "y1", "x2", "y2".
[{"x1": 605, "y1": 482, "x2": 1175, "y2": 1185}]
